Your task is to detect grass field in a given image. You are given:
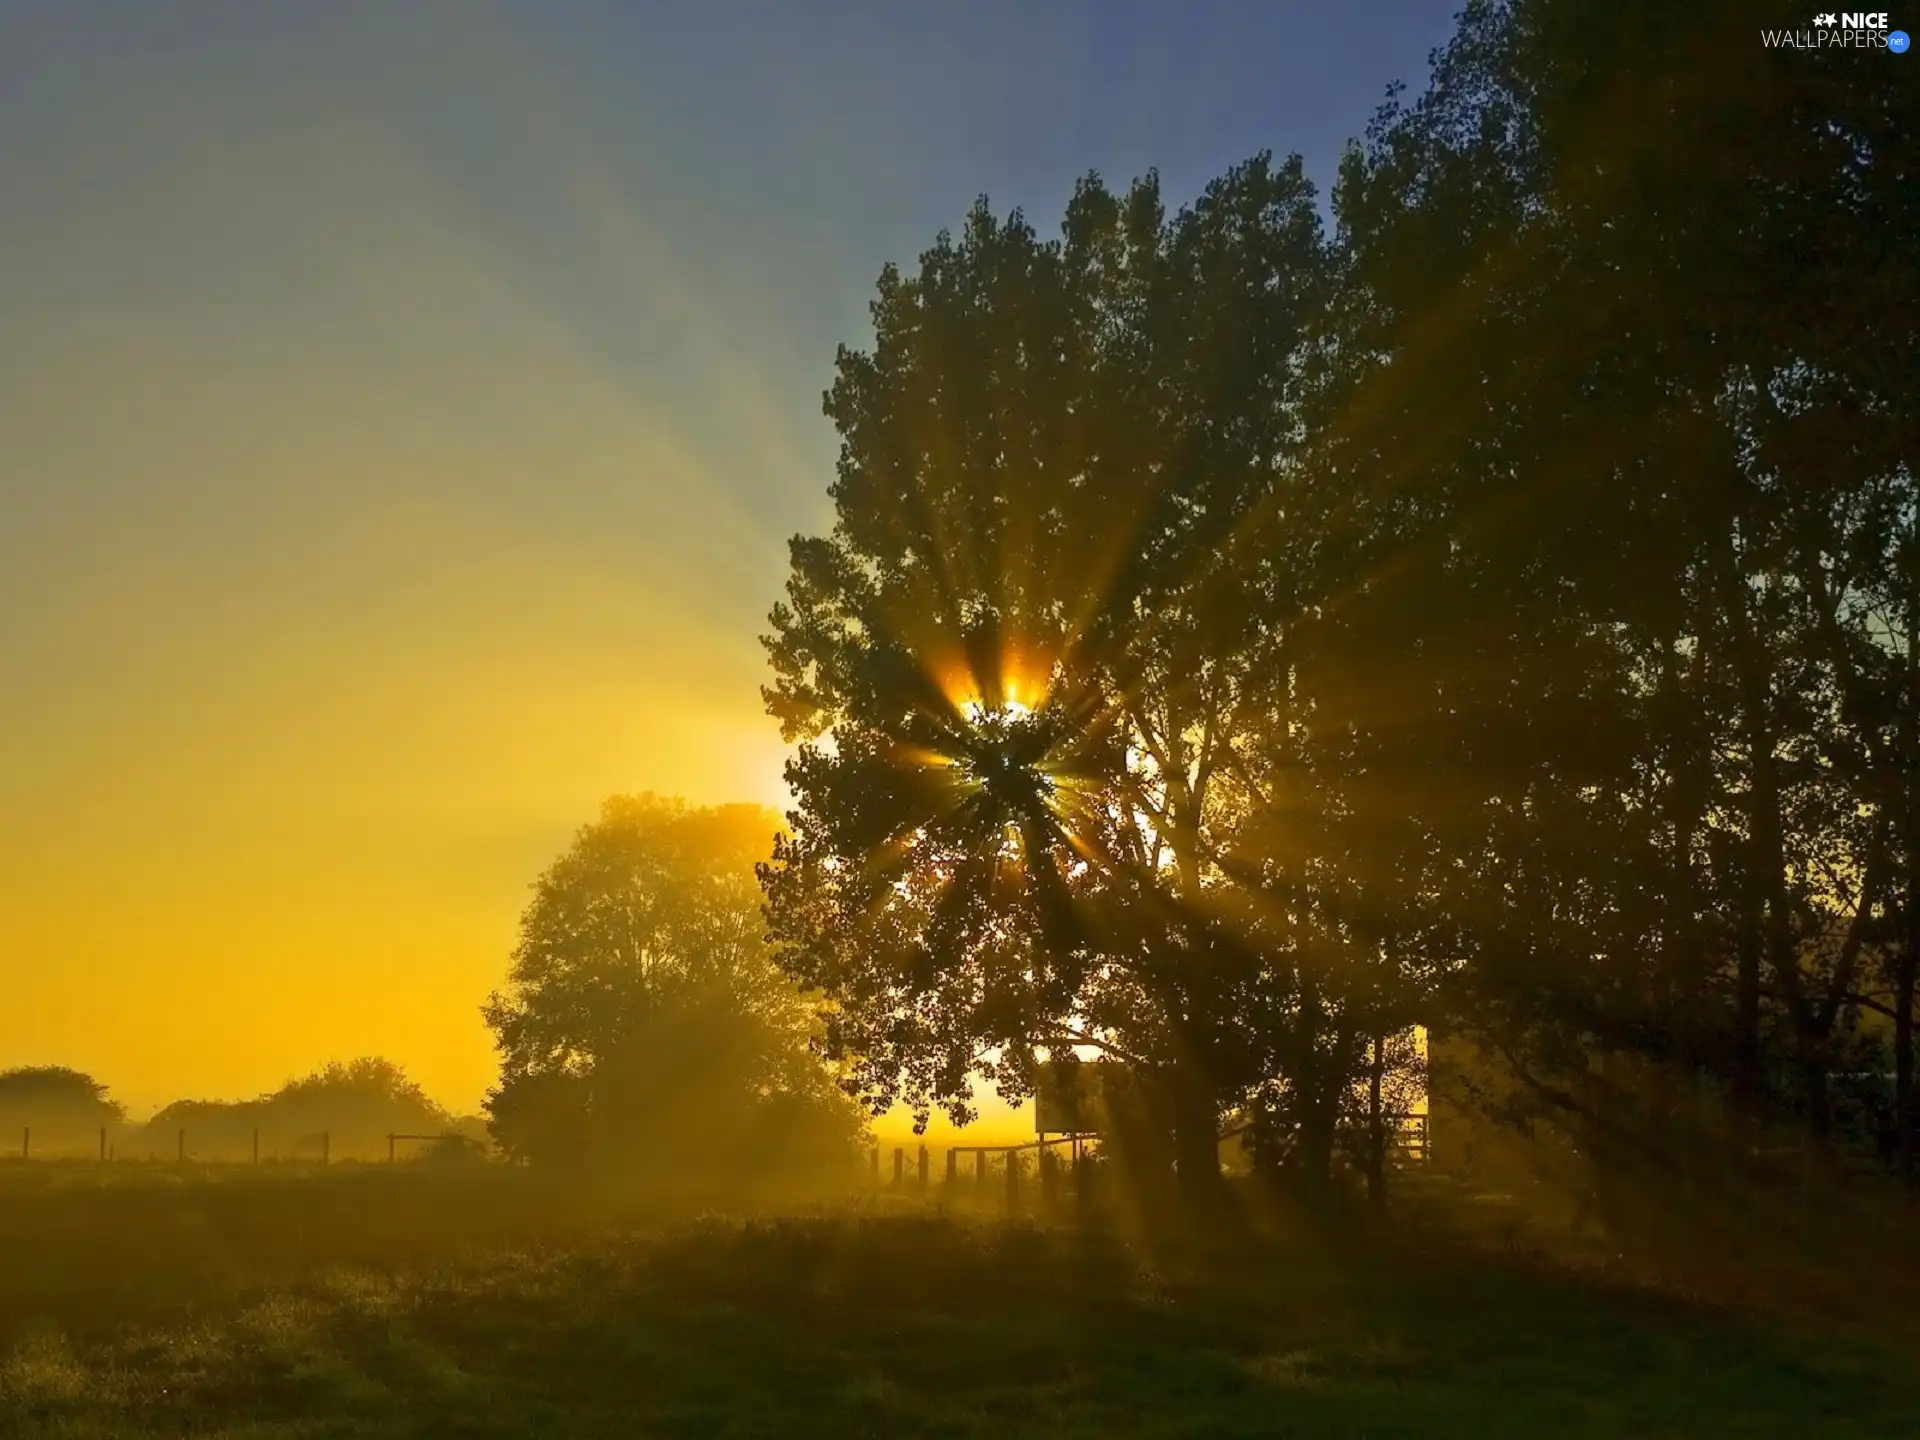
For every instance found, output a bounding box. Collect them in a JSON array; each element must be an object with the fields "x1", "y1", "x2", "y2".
[{"x1": 1, "y1": 1162, "x2": 1915, "y2": 1438}]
